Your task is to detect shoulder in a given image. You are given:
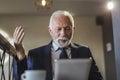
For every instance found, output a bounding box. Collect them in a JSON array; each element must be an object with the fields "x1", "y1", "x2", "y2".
[
  {"x1": 71, "y1": 43, "x2": 91, "y2": 54},
  {"x1": 28, "y1": 44, "x2": 50, "y2": 55},
  {"x1": 71, "y1": 43, "x2": 92, "y2": 58},
  {"x1": 29, "y1": 42, "x2": 52, "y2": 51},
  {"x1": 30, "y1": 45, "x2": 47, "y2": 51},
  {"x1": 71, "y1": 43, "x2": 90, "y2": 49}
]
